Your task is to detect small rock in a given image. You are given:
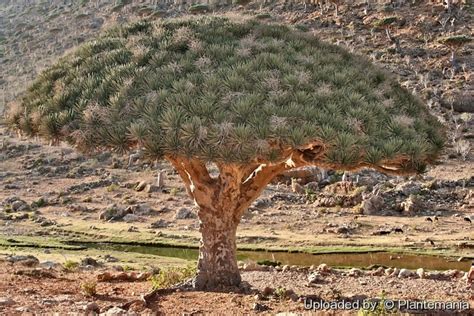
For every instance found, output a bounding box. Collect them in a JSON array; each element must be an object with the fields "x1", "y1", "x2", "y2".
[
  {"x1": 135, "y1": 181, "x2": 147, "y2": 192},
  {"x1": 288, "y1": 293, "x2": 299, "y2": 302},
  {"x1": 317, "y1": 263, "x2": 331, "y2": 274},
  {"x1": 6, "y1": 255, "x2": 39, "y2": 266},
  {"x1": 416, "y1": 268, "x2": 425, "y2": 279},
  {"x1": 84, "y1": 302, "x2": 100, "y2": 313},
  {"x1": 427, "y1": 272, "x2": 443, "y2": 280},
  {"x1": 242, "y1": 262, "x2": 265, "y2": 271},
  {"x1": 174, "y1": 207, "x2": 196, "y2": 220},
  {"x1": 39, "y1": 261, "x2": 59, "y2": 269},
  {"x1": 308, "y1": 272, "x2": 324, "y2": 284},
  {"x1": 252, "y1": 302, "x2": 269, "y2": 311},
  {"x1": 361, "y1": 195, "x2": 384, "y2": 215},
  {"x1": 103, "y1": 306, "x2": 128, "y2": 315},
  {"x1": 11, "y1": 199, "x2": 30, "y2": 212},
  {"x1": 127, "y1": 225, "x2": 139, "y2": 232},
  {"x1": 81, "y1": 257, "x2": 99, "y2": 267},
  {"x1": 398, "y1": 269, "x2": 412, "y2": 278},
  {"x1": 389, "y1": 268, "x2": 400, "y2": 277},
  {"x1": 304, "y1": 181, "x2": 319, "y2": 192},
  {"x1": 104, "y1": 255, "x2": 119, "y2": 263},
  {"x1": 443, "y1": 269, "x2": 463, "y2": 278},
  {"x1": 251, "y1": 198, "x2": 272, "y2": 209},
  {"x1": 0, "y1": 297, "x2": 15, "y2": 306},
  {"x1": 348, "y1": 268, "x2": 363, "y2": 277},
  {"x1": 123, "y1": 214, "x2": 139, "y2": 223},
  {"x1": 150, "y1": 219, "x2": 169, "y2": 228},
  {"x1": 135, "y1": 204, "x2": 153, "y2": 215},
  {"x1": 284, "y1": 289, "x2": 296, "y2": 298},
  {"x1": 282, "y1": 265, "x2": 291, "y2": 272},
  {"x1": 371, "y1": 266, "x2": 385, "y2": 276},
  {"x1": 291, "y1": 179, "x2": 305, "y2": 194},
  {"x1": 396, "y1": 181, "x2": 422, "y2": 196},
  {"x1": 262, "y1": 286, "x2": 273, "y2": 296},
  {"x1": 144, "y1": 184, "x2": 160, "y2": 193},
  {"x1": 400, "y1": 195, "x2": 424, "y2": 213},
  {"x1": 99, "y1": 204, "x2": 130, "y2": 221}
]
